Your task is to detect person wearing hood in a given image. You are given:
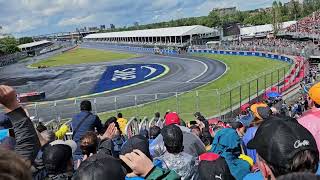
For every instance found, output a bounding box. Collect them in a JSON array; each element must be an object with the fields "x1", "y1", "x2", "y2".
[
  {"x1": 211, "y1": 128, "x2": 251, "y2": 180},
  {"x1": 150, "y1": 112, "x2": 205, "y2": 158}
]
